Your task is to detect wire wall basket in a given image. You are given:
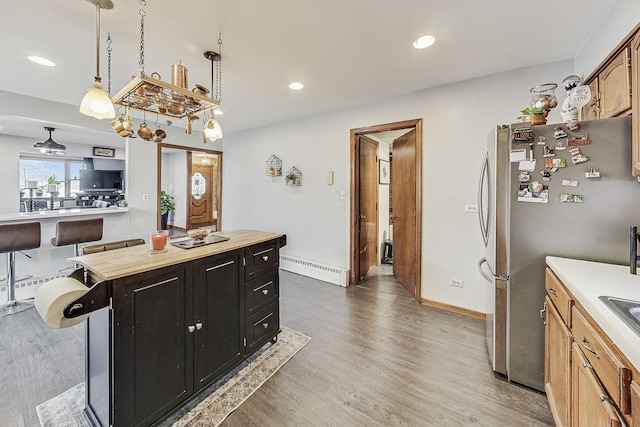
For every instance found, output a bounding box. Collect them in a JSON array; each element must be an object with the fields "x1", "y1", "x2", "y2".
[
  {"x1": 285, "y1": 166, "x2": 302, "y2": 186},
  {"x1": 266, "y1": 155, "x2": 283, "y2": 176}
]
